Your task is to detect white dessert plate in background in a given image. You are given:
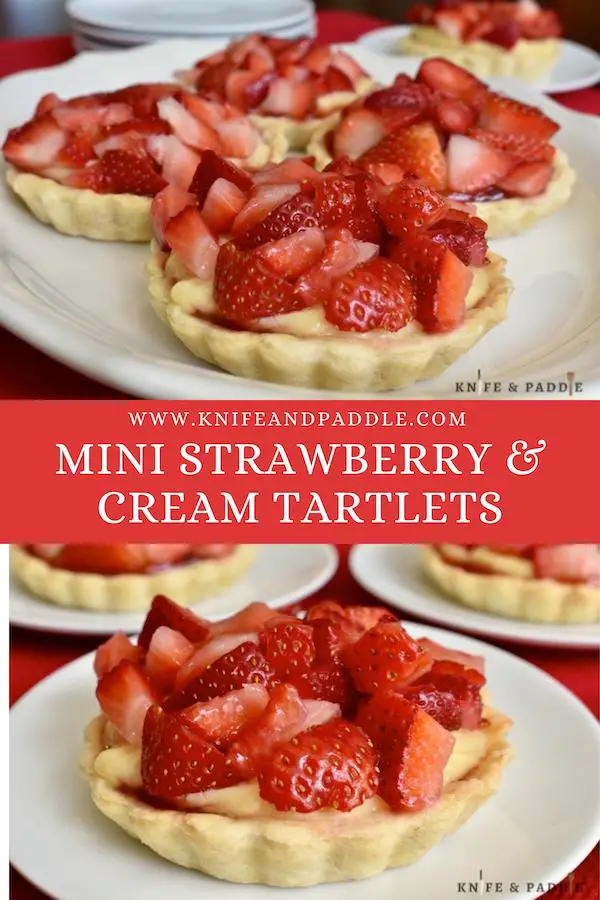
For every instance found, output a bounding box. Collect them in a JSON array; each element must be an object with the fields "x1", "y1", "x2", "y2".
[
  {"x1": 357, "y1": 26, "x2": 600, "y2": 94},
  {"x1": 0, "y1": 41, "x2": 599, "y2": 399},
  {"x1": 10, "y1": 622, "x2": 600, "y2": 900},
  {"x1": 9, "y1": 543, "x2": 338, "y2": 636},
  {"x1": 349, "y1": 544, "x2": 600, "y2": 649}
]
